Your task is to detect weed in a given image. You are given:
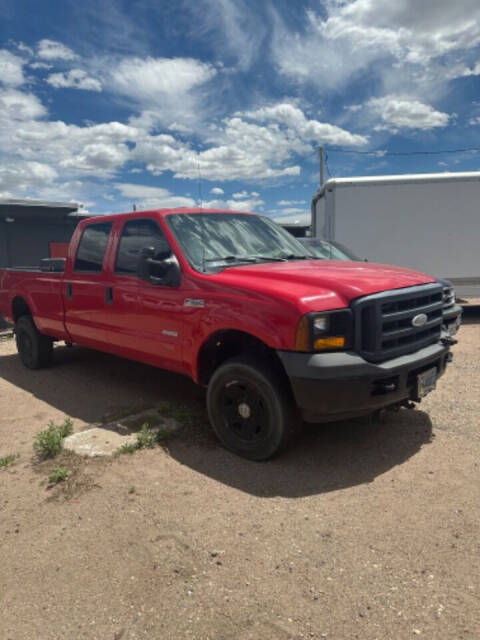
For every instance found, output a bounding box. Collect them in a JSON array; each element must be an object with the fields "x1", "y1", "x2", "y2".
[
  {"x1": 128, "y1": 486, "x2": 136, "y2": 494},
  {"x1": 48, "y1": 467, "x2": 70, "y2": 484},
  {"x1": 117, "y1": 442, "x2": 138, "y2": 455},
  {"x1": 33, "y1": 418, "x2": 74, "y2": 459},
  {"x1": 136, "y1": 423, "x2": 168, "y2": 448},
  {"x1": 116, "y1": 423, "x2": 170, "y2": 455},
  {"x1": 0, "y1": 453, "x2": 18, "y2": 469}
]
